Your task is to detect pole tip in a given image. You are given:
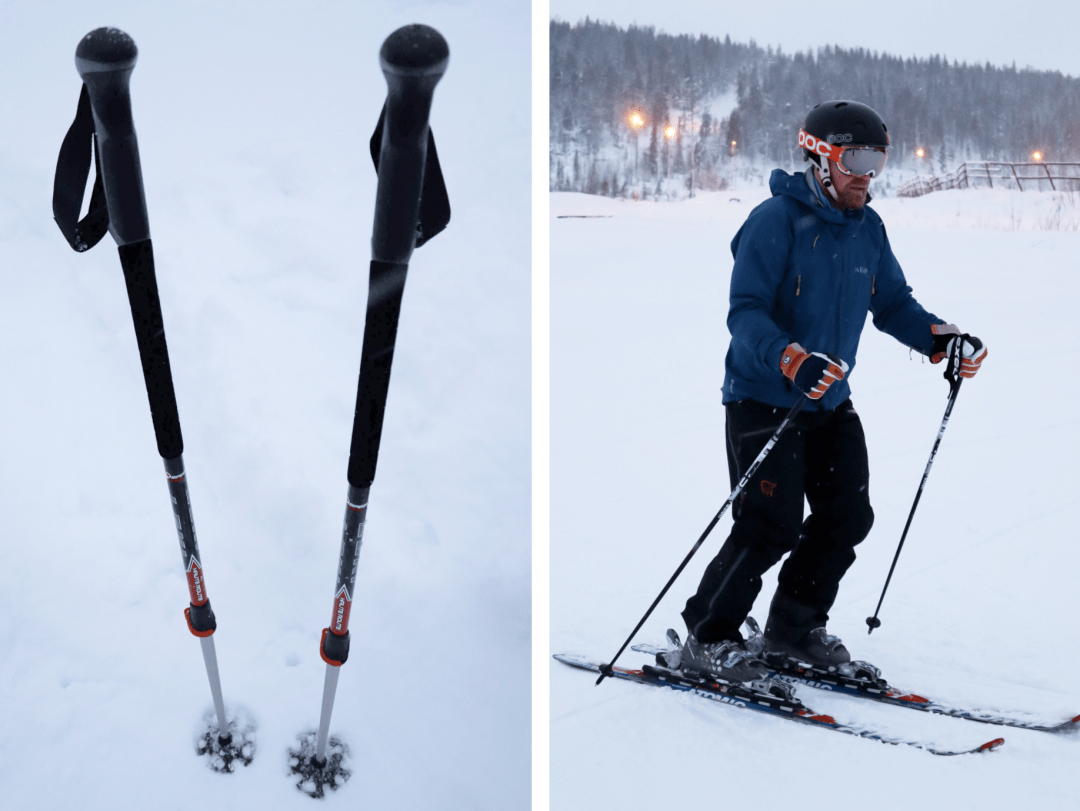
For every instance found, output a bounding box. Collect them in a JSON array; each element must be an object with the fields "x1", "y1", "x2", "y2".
[
  {"x1": 866, "y1": 616, "x2": 881, "y2": 634},
  {"x1": 595, "y1": 664, "x2": 614, "y2": 685}
]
